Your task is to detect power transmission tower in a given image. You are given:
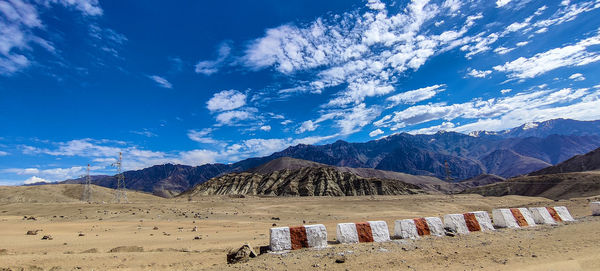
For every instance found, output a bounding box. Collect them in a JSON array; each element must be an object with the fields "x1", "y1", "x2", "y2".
[
  {"x1": 81, "y1": 164, "x2": 92, "y2": 202},
  {"x1": 113, "y1": 152, "x2": 128, "y2": 203},
  {"x1": 444, "y1": 160, "x2": 454, "y2": 182}
]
